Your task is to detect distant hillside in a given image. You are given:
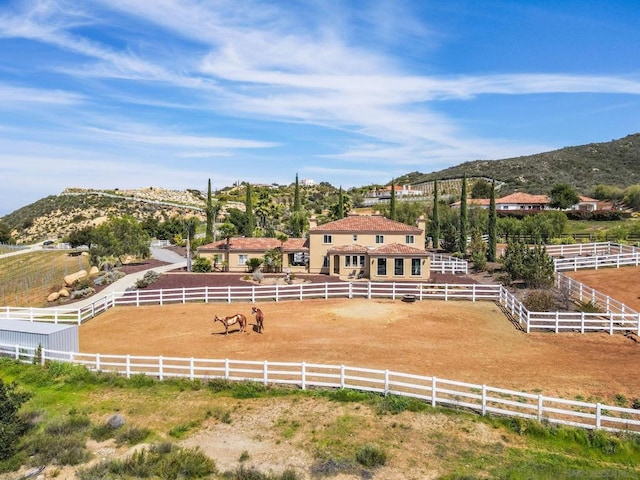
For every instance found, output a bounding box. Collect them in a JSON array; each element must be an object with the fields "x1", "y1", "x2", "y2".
[
  {"x1": 3, "y1": 188, "x2": 206, "y2": 244},
  {"x1": 396, "y1": 133, "x2": 640, "y2": 195}
]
